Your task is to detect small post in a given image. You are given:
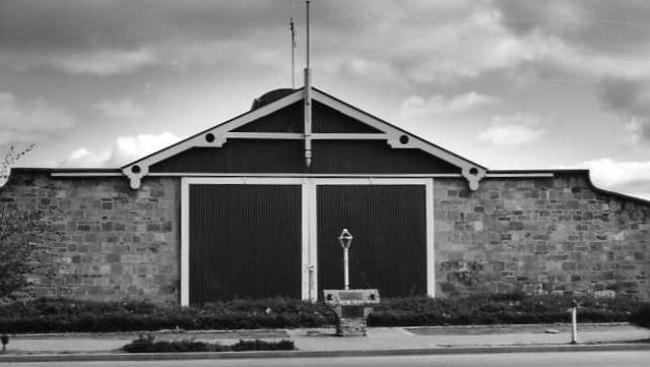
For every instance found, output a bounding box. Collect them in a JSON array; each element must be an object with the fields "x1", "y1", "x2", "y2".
[
  {"x1": 570, "y1": 299, "x2": 578, "y2": 344},
  {"x1": 1, "y1": 334, "x2": 8, "y2": 353}
]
